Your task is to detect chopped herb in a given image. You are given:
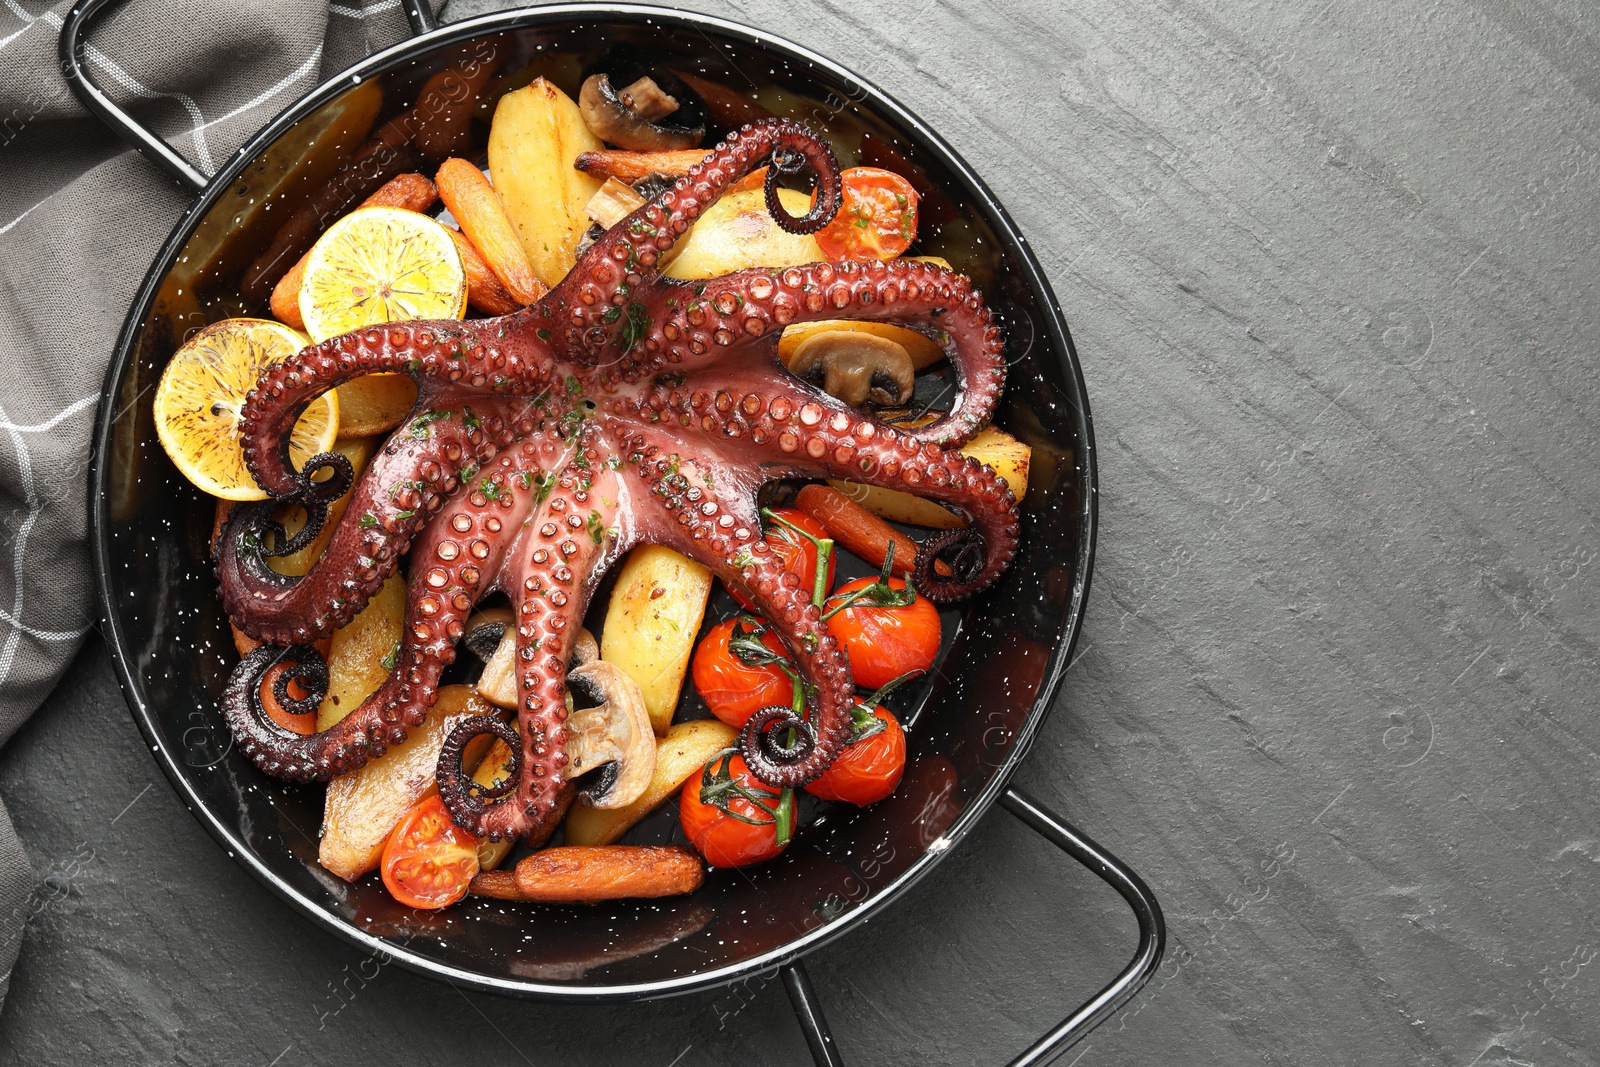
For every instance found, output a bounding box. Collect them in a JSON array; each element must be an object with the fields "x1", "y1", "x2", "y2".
[
  {"x1": 532, "y1": 471, "x2": 556, "y2": 504},
  {"x1": 620, "y1": 302, "x2": 650, "y2": 355},
  {"x1": 566, "y1": 374, "x2": 582, "y2": 395},
  {"x1": 408, "y1": 409, "x2": 451, "y2": 440},
  {"x1": 394, "y1": 509, "x2": 416, "y2": 521},
  {"x1": 380, "y1": 644, "x2": 401, "y2": 671},
  {"x1": 586, "y1": 511, "x2": 604, "y2": 543},
  {"x1": 462, "y1": 409, "x2": 482, "y2": 431},
  {"x1": 358, "y1": 512, "x2": 377, "y2": 530},
  {"x1": 537, "y1": 328, "x2": 551, "y2": 341}
]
